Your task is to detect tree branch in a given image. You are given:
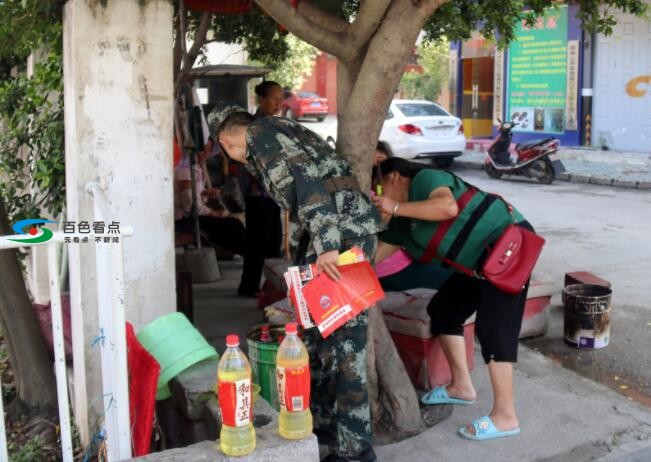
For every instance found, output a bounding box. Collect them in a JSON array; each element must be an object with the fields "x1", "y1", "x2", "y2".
[
  {"x1": 347, "y1": 0, "x2": 392, "y2": 49},
  {"x1": 254, "y1": 0, "x2": 355, "y2": 61},
  {"x1": 415, "y1": 0, "x2": 451, "y2": 19},
  {"x1": 179, "y1": 1, "x2": 189, "y2": 67},
  {"x1": 185, "y1": 13, "x2": 211, "y2": 69},
  {"x1": 173, "y1": 16, "x2": 182, "y2": 82},
  {"x1": 298, "y1": 1, "x2": 349, "y2": 32}
]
